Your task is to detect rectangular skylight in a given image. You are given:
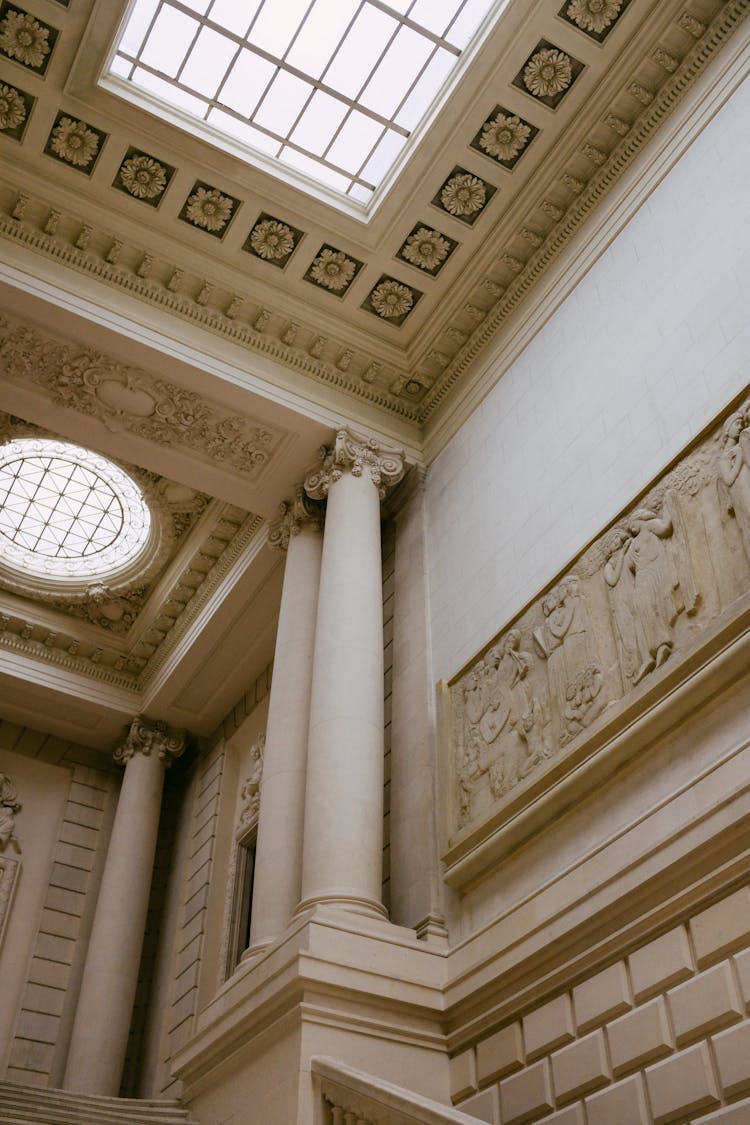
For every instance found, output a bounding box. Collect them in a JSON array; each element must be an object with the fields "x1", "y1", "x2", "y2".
[{"x1": 107, "y1": 0, "x2": 499, "y2": 207}]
